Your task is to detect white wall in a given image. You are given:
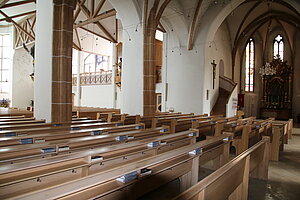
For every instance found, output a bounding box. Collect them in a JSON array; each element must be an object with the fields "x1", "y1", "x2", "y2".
[
  {"x1": 34, "y1": 0, "x2": 53, "y2": 121},
  {"x1": 208, "y1": 21, "x2": 233, "y2": 113},
  {"x1": 80, "y1": 85, "x2": 114, "y2": 108},
  {"x1": 108, "y1": 0, "x2": 143, "y2": 115},
  {"x1": 11, "y1": 46, "x2": 34, "y2": 108}
]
